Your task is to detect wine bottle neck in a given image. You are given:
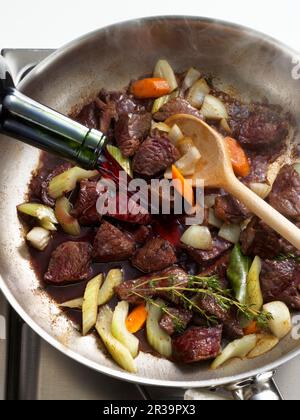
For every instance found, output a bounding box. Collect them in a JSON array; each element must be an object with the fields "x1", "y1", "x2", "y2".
[{"x1": 0, "y1": 88, "x2": 107, "y2": 169}]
